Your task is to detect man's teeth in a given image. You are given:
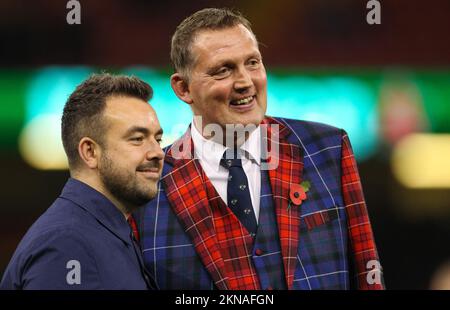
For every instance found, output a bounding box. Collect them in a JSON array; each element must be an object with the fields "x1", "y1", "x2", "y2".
[{"x1": 233, "y1": 96, "x2": 254, "y2": 105}]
